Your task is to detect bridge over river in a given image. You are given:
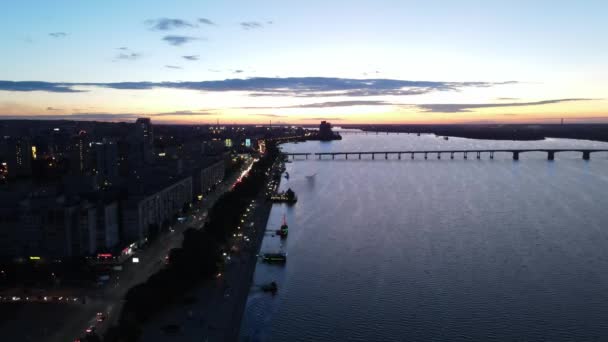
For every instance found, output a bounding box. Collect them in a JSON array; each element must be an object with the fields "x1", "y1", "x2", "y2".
[{"x1": 283, "y1": 149, "x2": 608, "y2": 161}]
